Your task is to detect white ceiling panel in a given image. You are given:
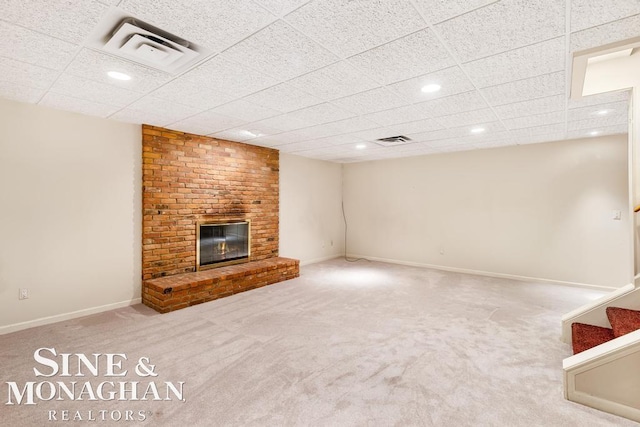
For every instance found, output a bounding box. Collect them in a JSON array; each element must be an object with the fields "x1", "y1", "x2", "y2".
[
  {"x1": 434, "y1": 0, "x2": 565, "y2": 62},
  {"x1": 0, "y1": 21, "x2": 79, "y2": 70},
  {"x1": 509, "y1": 123, "x2": 566, "y2": 139},
  {"x1": 567, "y1": 124, "x2": 628, "y2": 140},
  {"x1": 0, "y1": 81, "x2": 45, "y2": 104},
  {"x1": 492, "y1": 94, "x2": 565, "y2": 119},
  {"x1": 436, "y1": 108, "x2": 499, "y2": 128},
  {"x1": 167, "y1": 110, "x2": 248, "y2": 136},
  {"x1": 389, "y1": 118, "x2": 446, "y2": 135},
  {"x1": 462, "y1": 37, "x2": 565, "y2": 88},
  {"x1": 118, "y1": 0, "x2": 276, "y2": 51},
  {"x1": 347, "y1": 29, "x2": 455, "y2": 85},
  {"x1": 50, "y1": 74, "x2": 142, "y2": 107},
  {"x1": 570, "y1": 13, "x2": 640, "y2": 52},
  {"x1": 149, "y1": 78, "x2": 237, "y2": 111},
  {"x1": 65, "y1": 49, "x2": 171, "y2": 93},
  {"x1": 251, "y1": 113, "x2": 314, "y2": 133},
  {"x1": 332, "y1": 87, "x2": 409, "y2": 115},
  {"x1": 222, "y1": 20, "x2": 338, "y2": 81},
  {"x1": 567, "y1": 113, "x2": 629, "y2": 131},
  {"x1": 481, "y1": 72, "x2": 565, "y2": 107},
  {"x1": 183, "y1": 56, "x2": 279, "y2": 98},
  {"x1": 324, "y1": 116, "x2": 380, "y2": 134},
  {"x1": 0, "y1": 58, "x2": 59, "y2": 90},
  {"x1": 362, "y1": 103, "x2": 436, "y2": 127},
  {"x1": 40, "y1": 92, "x2": 119, "y2": 118},
  {"x1": 209, "y1": 128, "x2": 263, "y2": 143},
  {"x1": 209, "y1": 99, "x2": 281, "y2": 123},
  {"x1": 285, "y1": 0, "x2": 427, "y2": 58},
  {"x1": 2, "y1": 0, "x2": 107, "y2": 44},
  {"x1": 421, "y1": 90, "x2": 488, "y2": 118},
  {"x1": 502, "y1": 110, "x2": 565, "y2": 130},
  {"x1": 254, "y1": 0, "x2": 310, "y2": 17},
  {"x1": 571, "y1": 0, "x2": 640, "y2": 33},
  {"x1": 390, "y1": 66, "x2": 476, "y2": 104},
  {"x1": 568, "y1": 91, "x2": 630, "y2": 109},
  {"x1": 287, "y1": 60, "x2": 380, "y2": 101},
  {"x1": 286, "y1": 103, "x2": 356, "y2": 127},
  {"x1": 411, "y1": 0, "x2": 499, "y2": 25},
  {"x1": 408, "y1": 121, "x2": 506, "y2": 143},
  {"x1": 350, "y1": 127, "x2": 405, "y2": 142},
  {"x1": 118, "y1": 96, "x2": 201, "y2": 126},
  {"x1": 568, "y1": 101, "x2": 630, "y2": 122},
  {"x1": 241, "y1": 83, "x2": 322, "y2": 113}
]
